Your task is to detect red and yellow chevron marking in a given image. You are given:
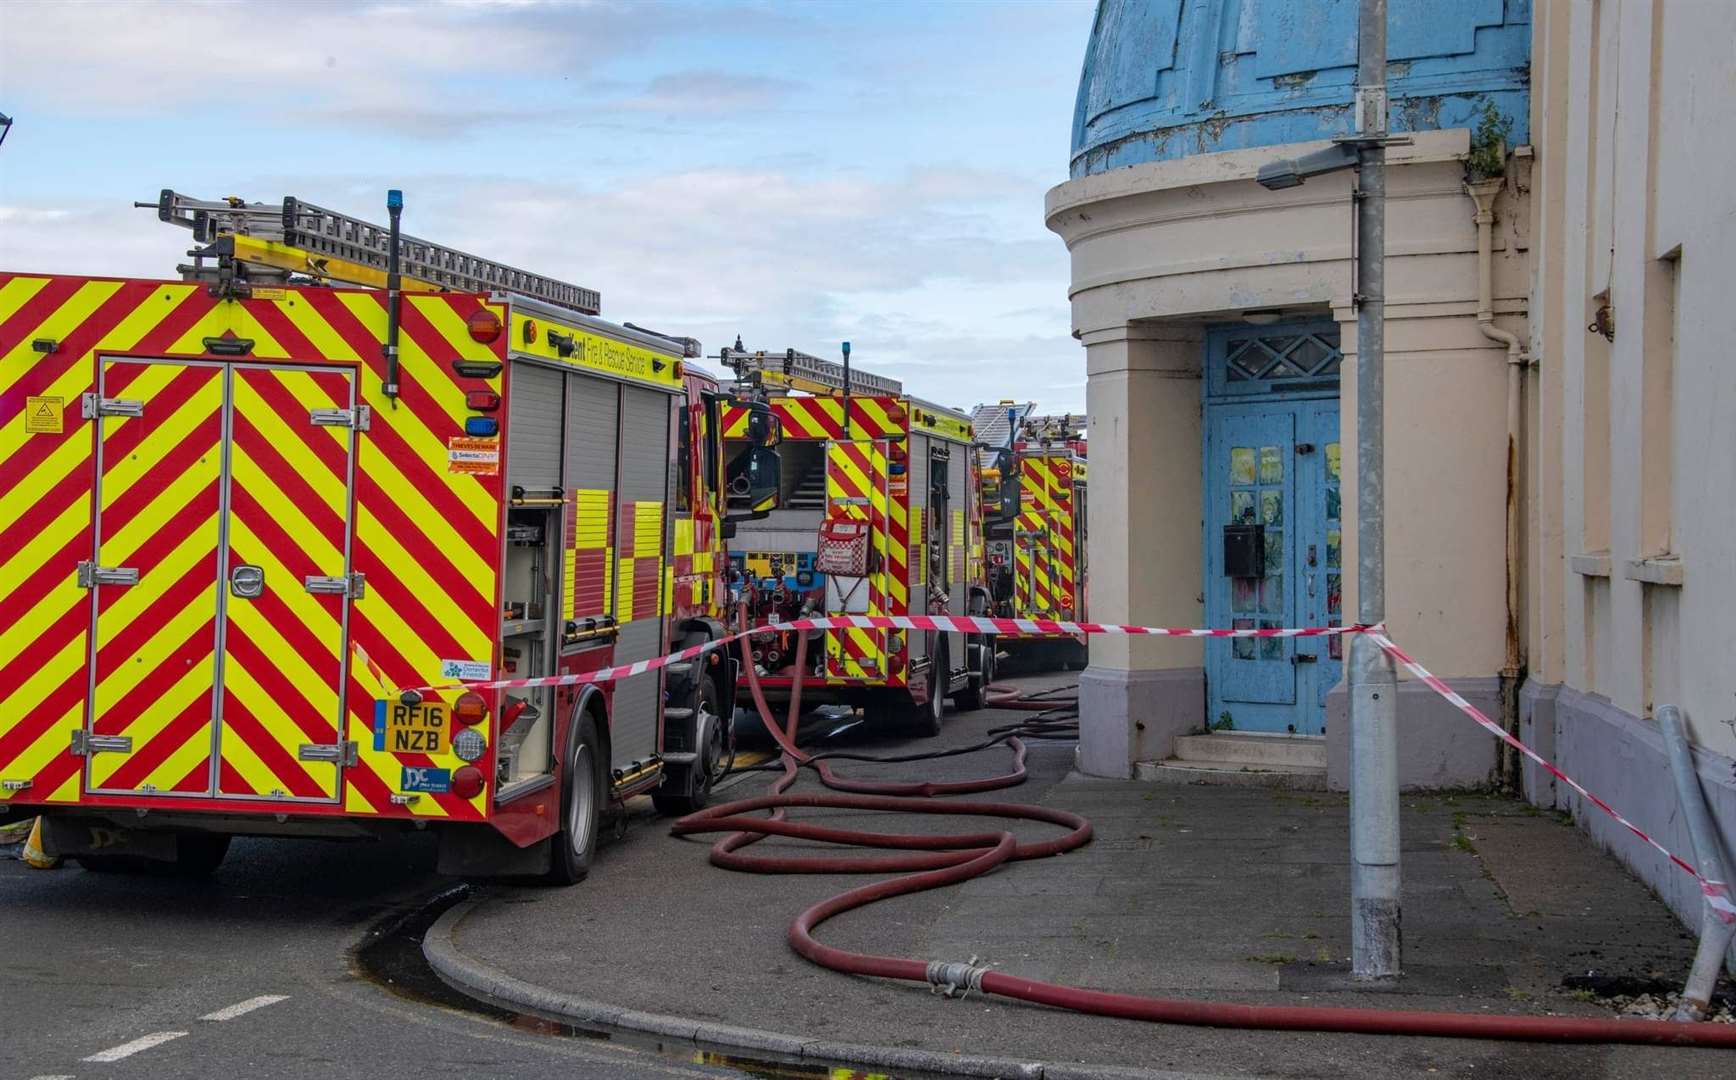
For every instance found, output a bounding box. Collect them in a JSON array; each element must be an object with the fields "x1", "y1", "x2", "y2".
[
  {"x1": 0, "y1": 275, "x2": 502, "y2": 821},
  {"x1": 216, "y1": 365, "x2": 352, "y2": 801},
  {"x1": 1010, "y1": 455, "x2": 1080, "y2": 619},
  {"x1": 565, "y1": 488, "x2": 613, "y2": 622},
  {"x1": 618, "y1": 501, "x2": 664, "y2": 622},
  {"x1": 823, "y1": 441, "x2": 898, "y2": 682},
  {"x1": 1, "y1": 276, "x2": 223, "y2": 805},
  {"x1": 87, "y1": 358, "x2": 225, "y2": 796},
  {"x1": 722, "y1": 395, "x2": 906, "y2": 442}
]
